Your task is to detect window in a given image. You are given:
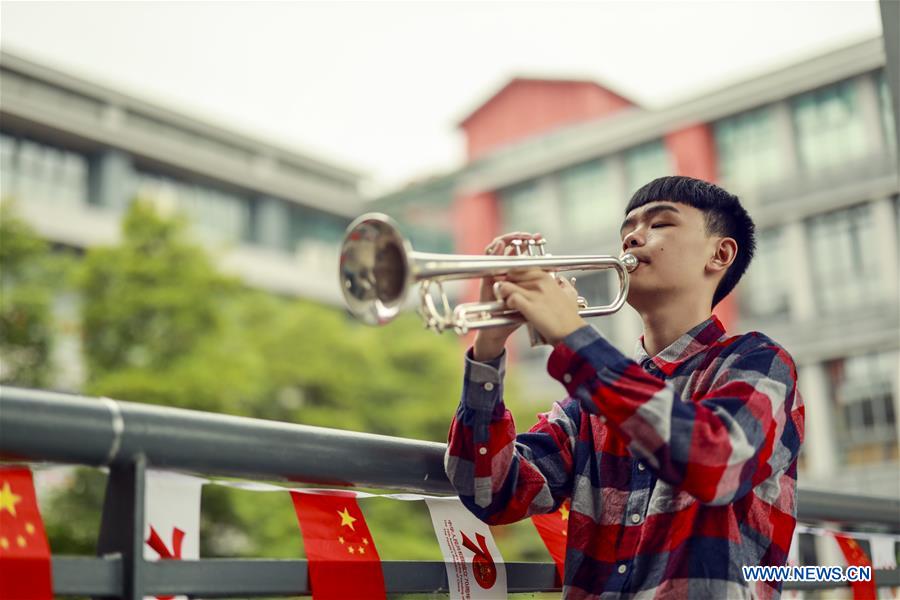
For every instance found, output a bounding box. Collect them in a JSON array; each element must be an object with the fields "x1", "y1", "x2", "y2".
[
  {"x1": 0, "y1": 133, "x2": 88, "y2": 206},
  {"x1": 740, "y1": 227, "x2": 790, "y2": 318},
  {"x1": 715, "y1": 107, "x2": 785, "y2": 190},
  {"x1": 876, "y1": 70, "x2": 897, "y2": 155},
  {"x1": 500, "y1": 180, "x2": 555, "y2": 235},
  {"x1": 806, "y1": 204, "x2": 881, "y2": 314},
  {"x1": 558, "y1": 160, "x2": 619, "y2": 239},
  {"x1": 291, "y1": 206, "x2": 347, "y2": 248},
  {"x1": 624, "y1": 140, "x2": 670, "y2": 194},
  {"x1": 828, "y1": 351, "x2": 898, "y2": 462},
  {"x1": 134, "y1": 172, "x2": 250, "y2": 244},
  {"x1": 791, "y1": 80, "x2": 869, "y2": 171}
]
